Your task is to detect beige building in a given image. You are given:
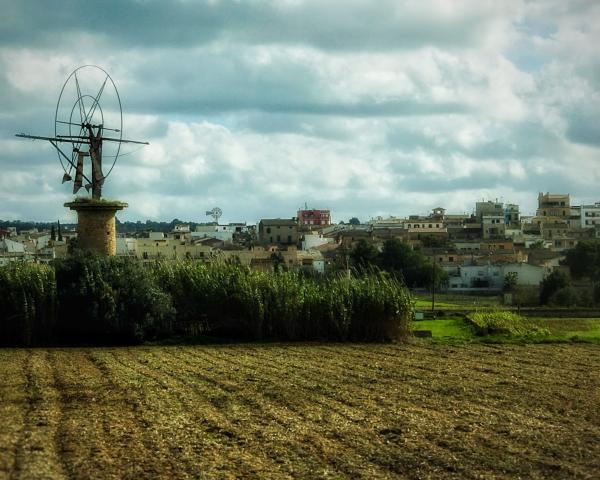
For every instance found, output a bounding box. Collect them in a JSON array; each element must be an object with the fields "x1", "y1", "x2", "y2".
[
  {"x1": 482, "y1": 214, "x2": 506, "y2": 239},
  {"x1": 475, "y1": 200, "x2": 503, "y2": 222},
  {"x1": 258, "y1": 219, "x2": 299, "y2": 245},
  {"x1": 135, "y1": 237, "x2": 217, "y2": 261},
  {"x1": 535, "y1": 193, "x2": 573, "y2": 247}
]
